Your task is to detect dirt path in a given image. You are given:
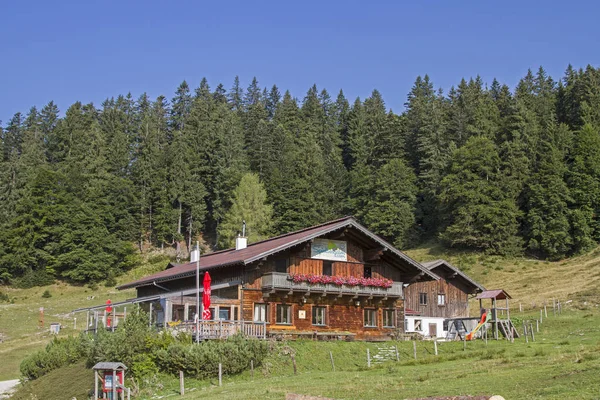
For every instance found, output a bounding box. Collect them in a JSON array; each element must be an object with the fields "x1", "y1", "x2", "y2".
[{"x1": 0, "y1": 379, "x2": 20, "y2": 399}]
